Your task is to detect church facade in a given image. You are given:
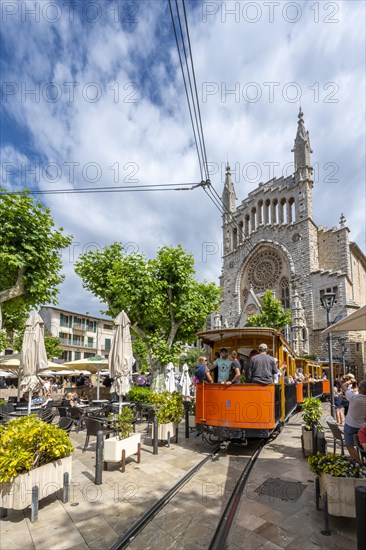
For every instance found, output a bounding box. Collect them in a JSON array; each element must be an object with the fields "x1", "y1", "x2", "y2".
[{"x1": 219, "y1": 110, "x2": 366, "y2": 374}]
